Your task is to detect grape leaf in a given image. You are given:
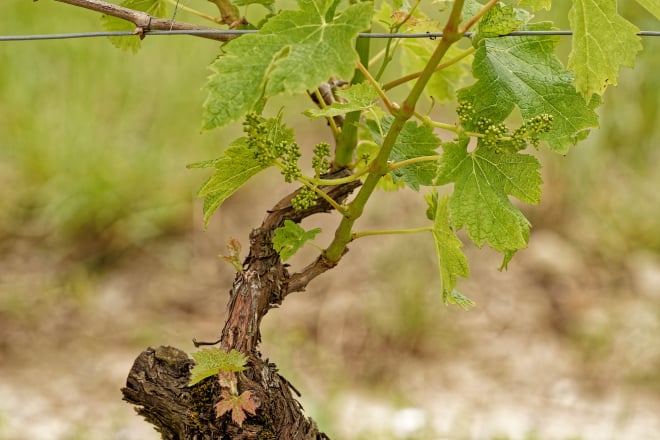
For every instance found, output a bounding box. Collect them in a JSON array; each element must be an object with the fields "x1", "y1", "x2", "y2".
[
  {"x1": 476, "y1": 3, "x2": 523, "y2": 39},
  {"x1": 203, "y1": 0, "x2": 373, "y2": 130},
  {"x1": 636, "y1": 0, "x2": 660, "y2": 20},
  {"x1": 272, "y1": 220, "x2": 321, "y2": 261},
  {"x1": 436, "y1": 137, "x2": 542, "y2": 254},
  {"x1": 428, "y1": 193, "x2": 470, "y2": 308},
  {"x1": 215, "y1": 389, "x2": 259, "y2": 426},
  {"x1": 366, "y1": 117, "x2": 440, "y2": 191},
  {"x1": 568, "y1": 0, "x2": 642, "y2": 99},
  {"x1": 100, "y1": 0, "x2": 167, "y2": 53},
  {"x1": 458, "y1": 22, "x2": 601, "y2": 154},
  {"x1": 188, "y1": 139, "x2": 270, "y2": 226},
  {"x1": 304, "y1": 83, "x2": 378, "y2": 118},
  {"x1": 445, "y1": 289, "x2": 476, "y2": 310},
  {"x1": 220, "y1": 238, "x2": 243, "y2": 271},
  {"x1": 189, "y1": 348, "x2": 248, "y2": 386},
  {"x1": 517, "y1": 0, "x2": 551, "y2": 11}
]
